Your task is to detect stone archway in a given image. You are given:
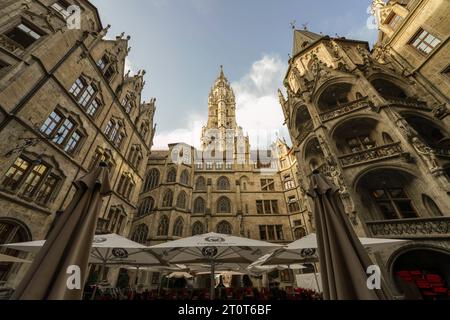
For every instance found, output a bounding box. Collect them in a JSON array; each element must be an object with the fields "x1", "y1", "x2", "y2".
[{"x1": 390, "y1": 247, "x2": 450, "y2": 300}]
